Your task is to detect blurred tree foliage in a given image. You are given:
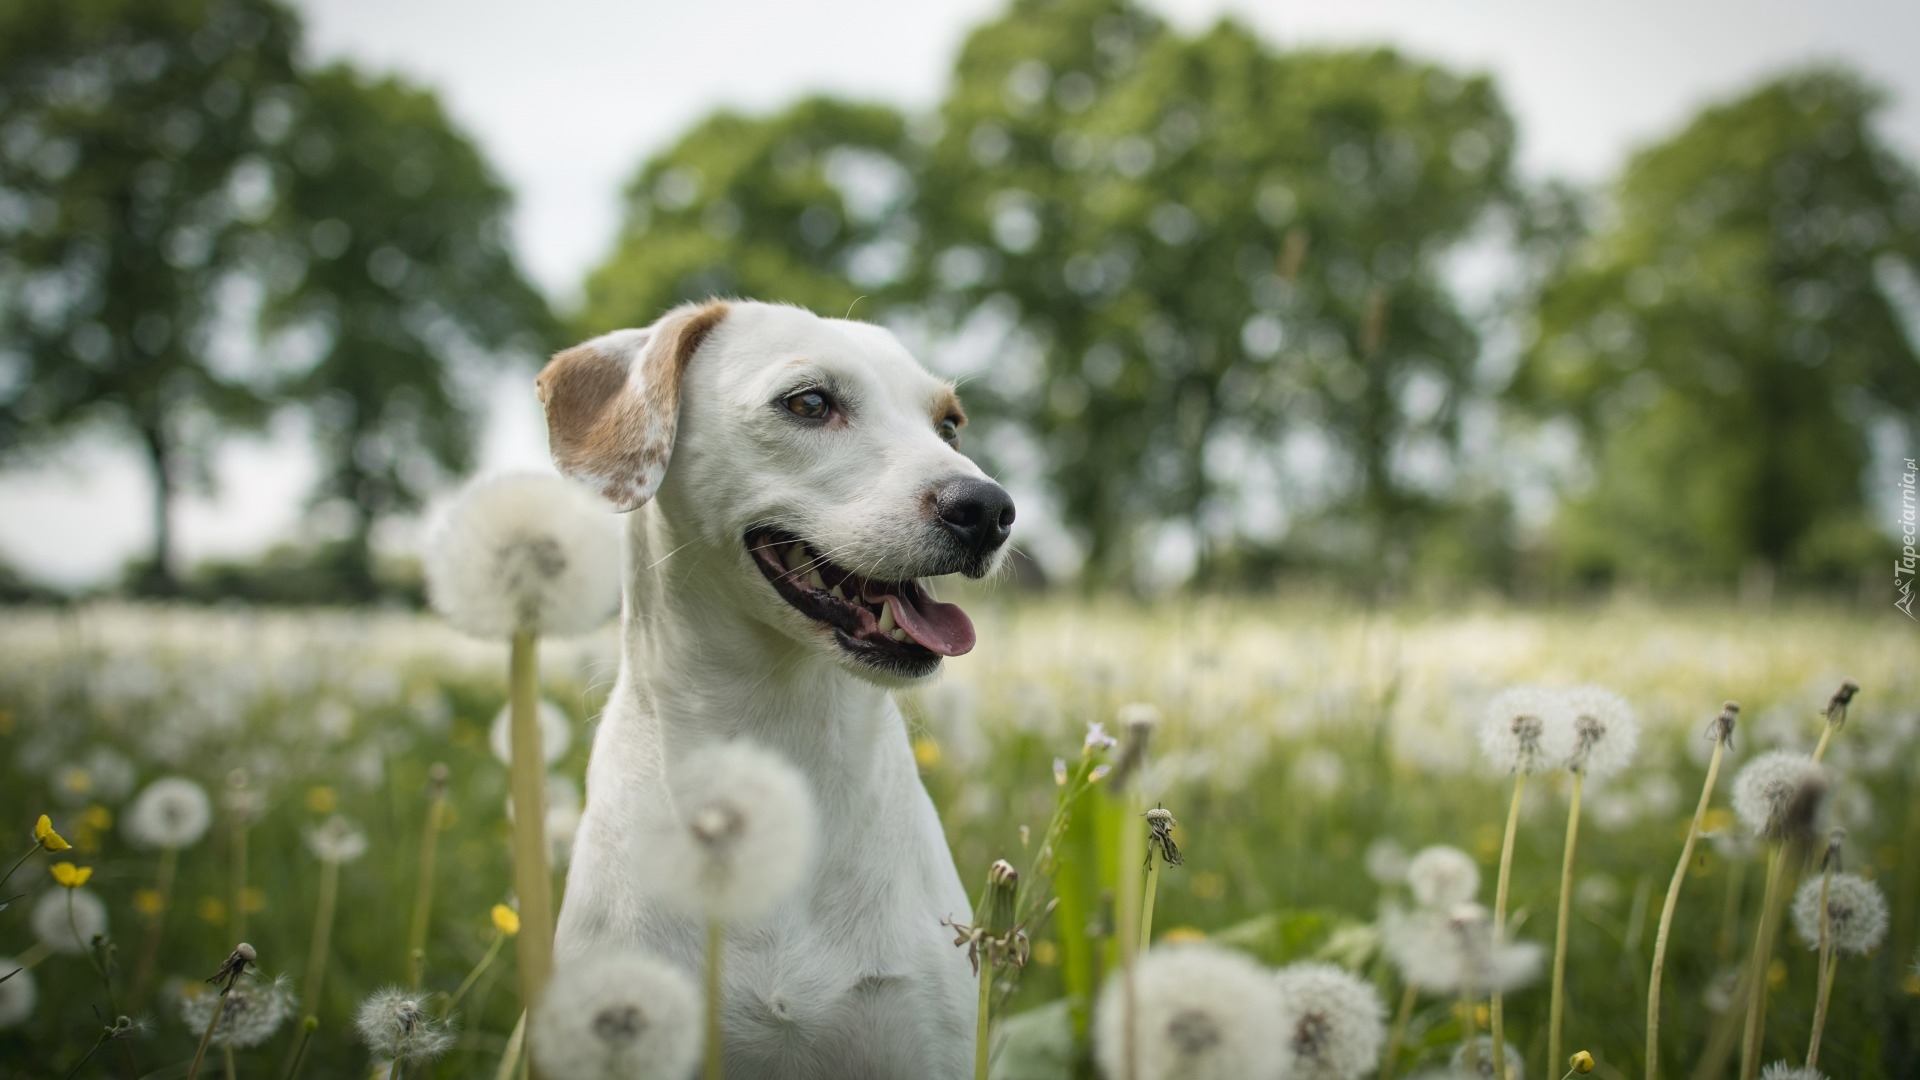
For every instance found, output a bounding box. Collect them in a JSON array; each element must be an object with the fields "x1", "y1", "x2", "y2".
[
  {"x1": 0, "y1": 0, "x2": 302, "y2": 593},
  {"x1": 264, "y1": 65, "x2": 552, "y2": 598},
  {"x1": 585, "y1": 0, "x2": 1519, "y2": 590},
  {"x1": 0, "y1": 0, "x2": 551, "y2": 598},
  {"x1": 1514, "y1": 69, "x2": 1920, "y2": 592}
]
